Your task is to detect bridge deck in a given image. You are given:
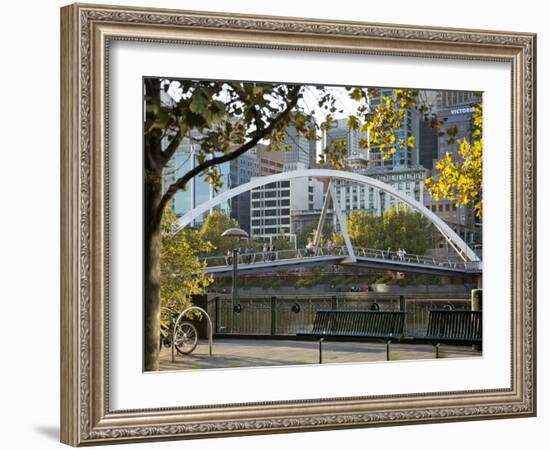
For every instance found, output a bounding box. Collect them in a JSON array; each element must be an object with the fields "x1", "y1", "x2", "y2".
[{"x1": 202, "y1": 247, "x2": 482, "y2": 276}]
